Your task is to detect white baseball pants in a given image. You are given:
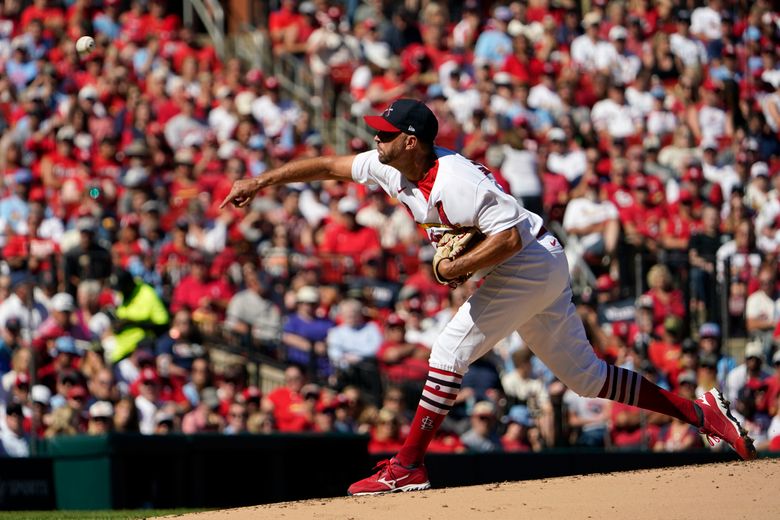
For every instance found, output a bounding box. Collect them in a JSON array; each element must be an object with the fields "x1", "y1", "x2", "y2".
[{"x1": 429, "y1": 233, "x2": 608, "y2": 398}]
